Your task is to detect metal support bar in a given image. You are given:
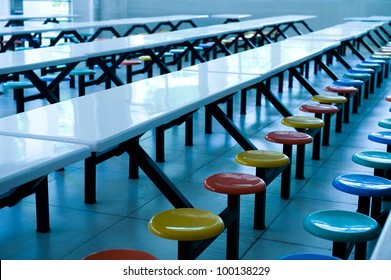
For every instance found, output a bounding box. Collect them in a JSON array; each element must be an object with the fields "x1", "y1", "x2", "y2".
[
  {"x1": 257, "y1": 82, "x2": 293, "y2": 117},
  {"x1": 289, "y1": 67, "x2": 319, "y2": 96},
  {"x1": 207, "y1": 103, "x2": 257, "y2": 151},
  {"x1": 126, "y1": 139, "x2": 194, "y2": 208}
]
